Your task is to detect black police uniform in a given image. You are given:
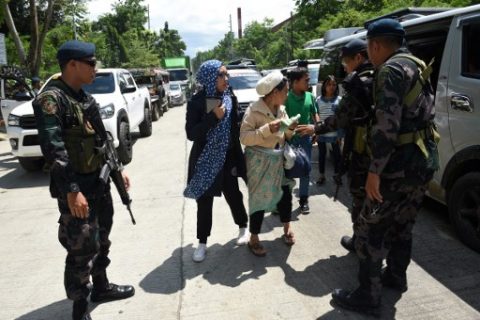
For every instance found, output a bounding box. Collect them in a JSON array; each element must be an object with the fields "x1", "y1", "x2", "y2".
[{"x1": 33, "y1": 40, "x2": 134, "y2": 320}]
